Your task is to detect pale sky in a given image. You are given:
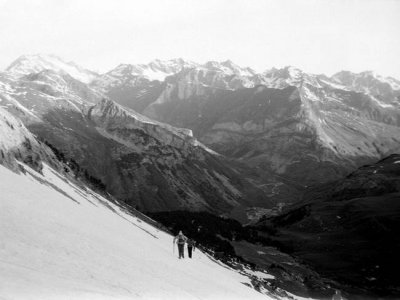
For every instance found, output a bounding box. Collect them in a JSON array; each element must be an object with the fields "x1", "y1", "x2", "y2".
[{"x1": 0, "y1": 0, "x2": 399, "y2": 78}]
